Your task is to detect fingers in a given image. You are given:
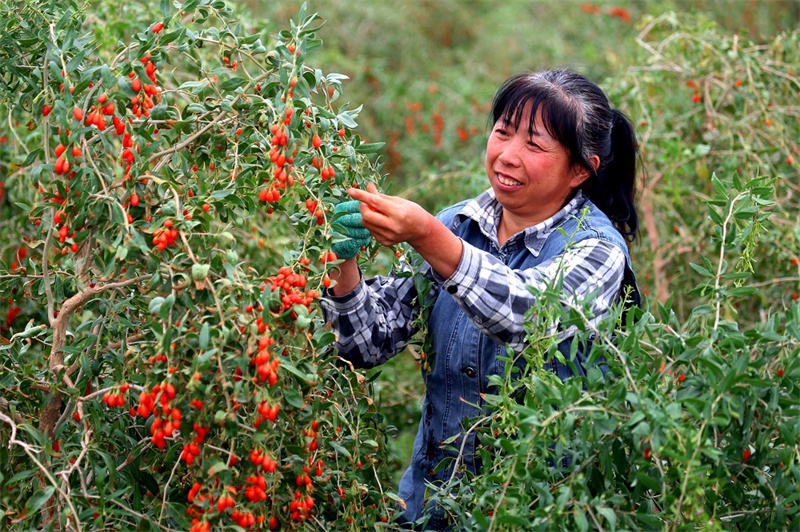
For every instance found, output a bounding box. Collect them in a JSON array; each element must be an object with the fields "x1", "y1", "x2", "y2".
[
  {"x1": 348, "y1": 184, "x2": 385, "y2": 213},
  {"x1": 344, "y1": 226, "x2": 372, "y2": 240},
  {"x1": 336, "y1": 213, "x2": 363, "y2": 228}
]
